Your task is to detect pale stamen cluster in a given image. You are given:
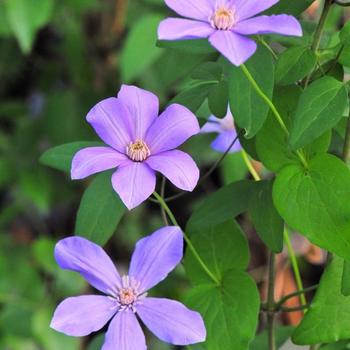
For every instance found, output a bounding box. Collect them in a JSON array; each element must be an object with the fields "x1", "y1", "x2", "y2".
[
  {"x1": 210, "y1": 6, "x2": 236, "y2": 30},
  {"x1": 127, "y1": 139, "x2": 151, "y2": 162}
]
